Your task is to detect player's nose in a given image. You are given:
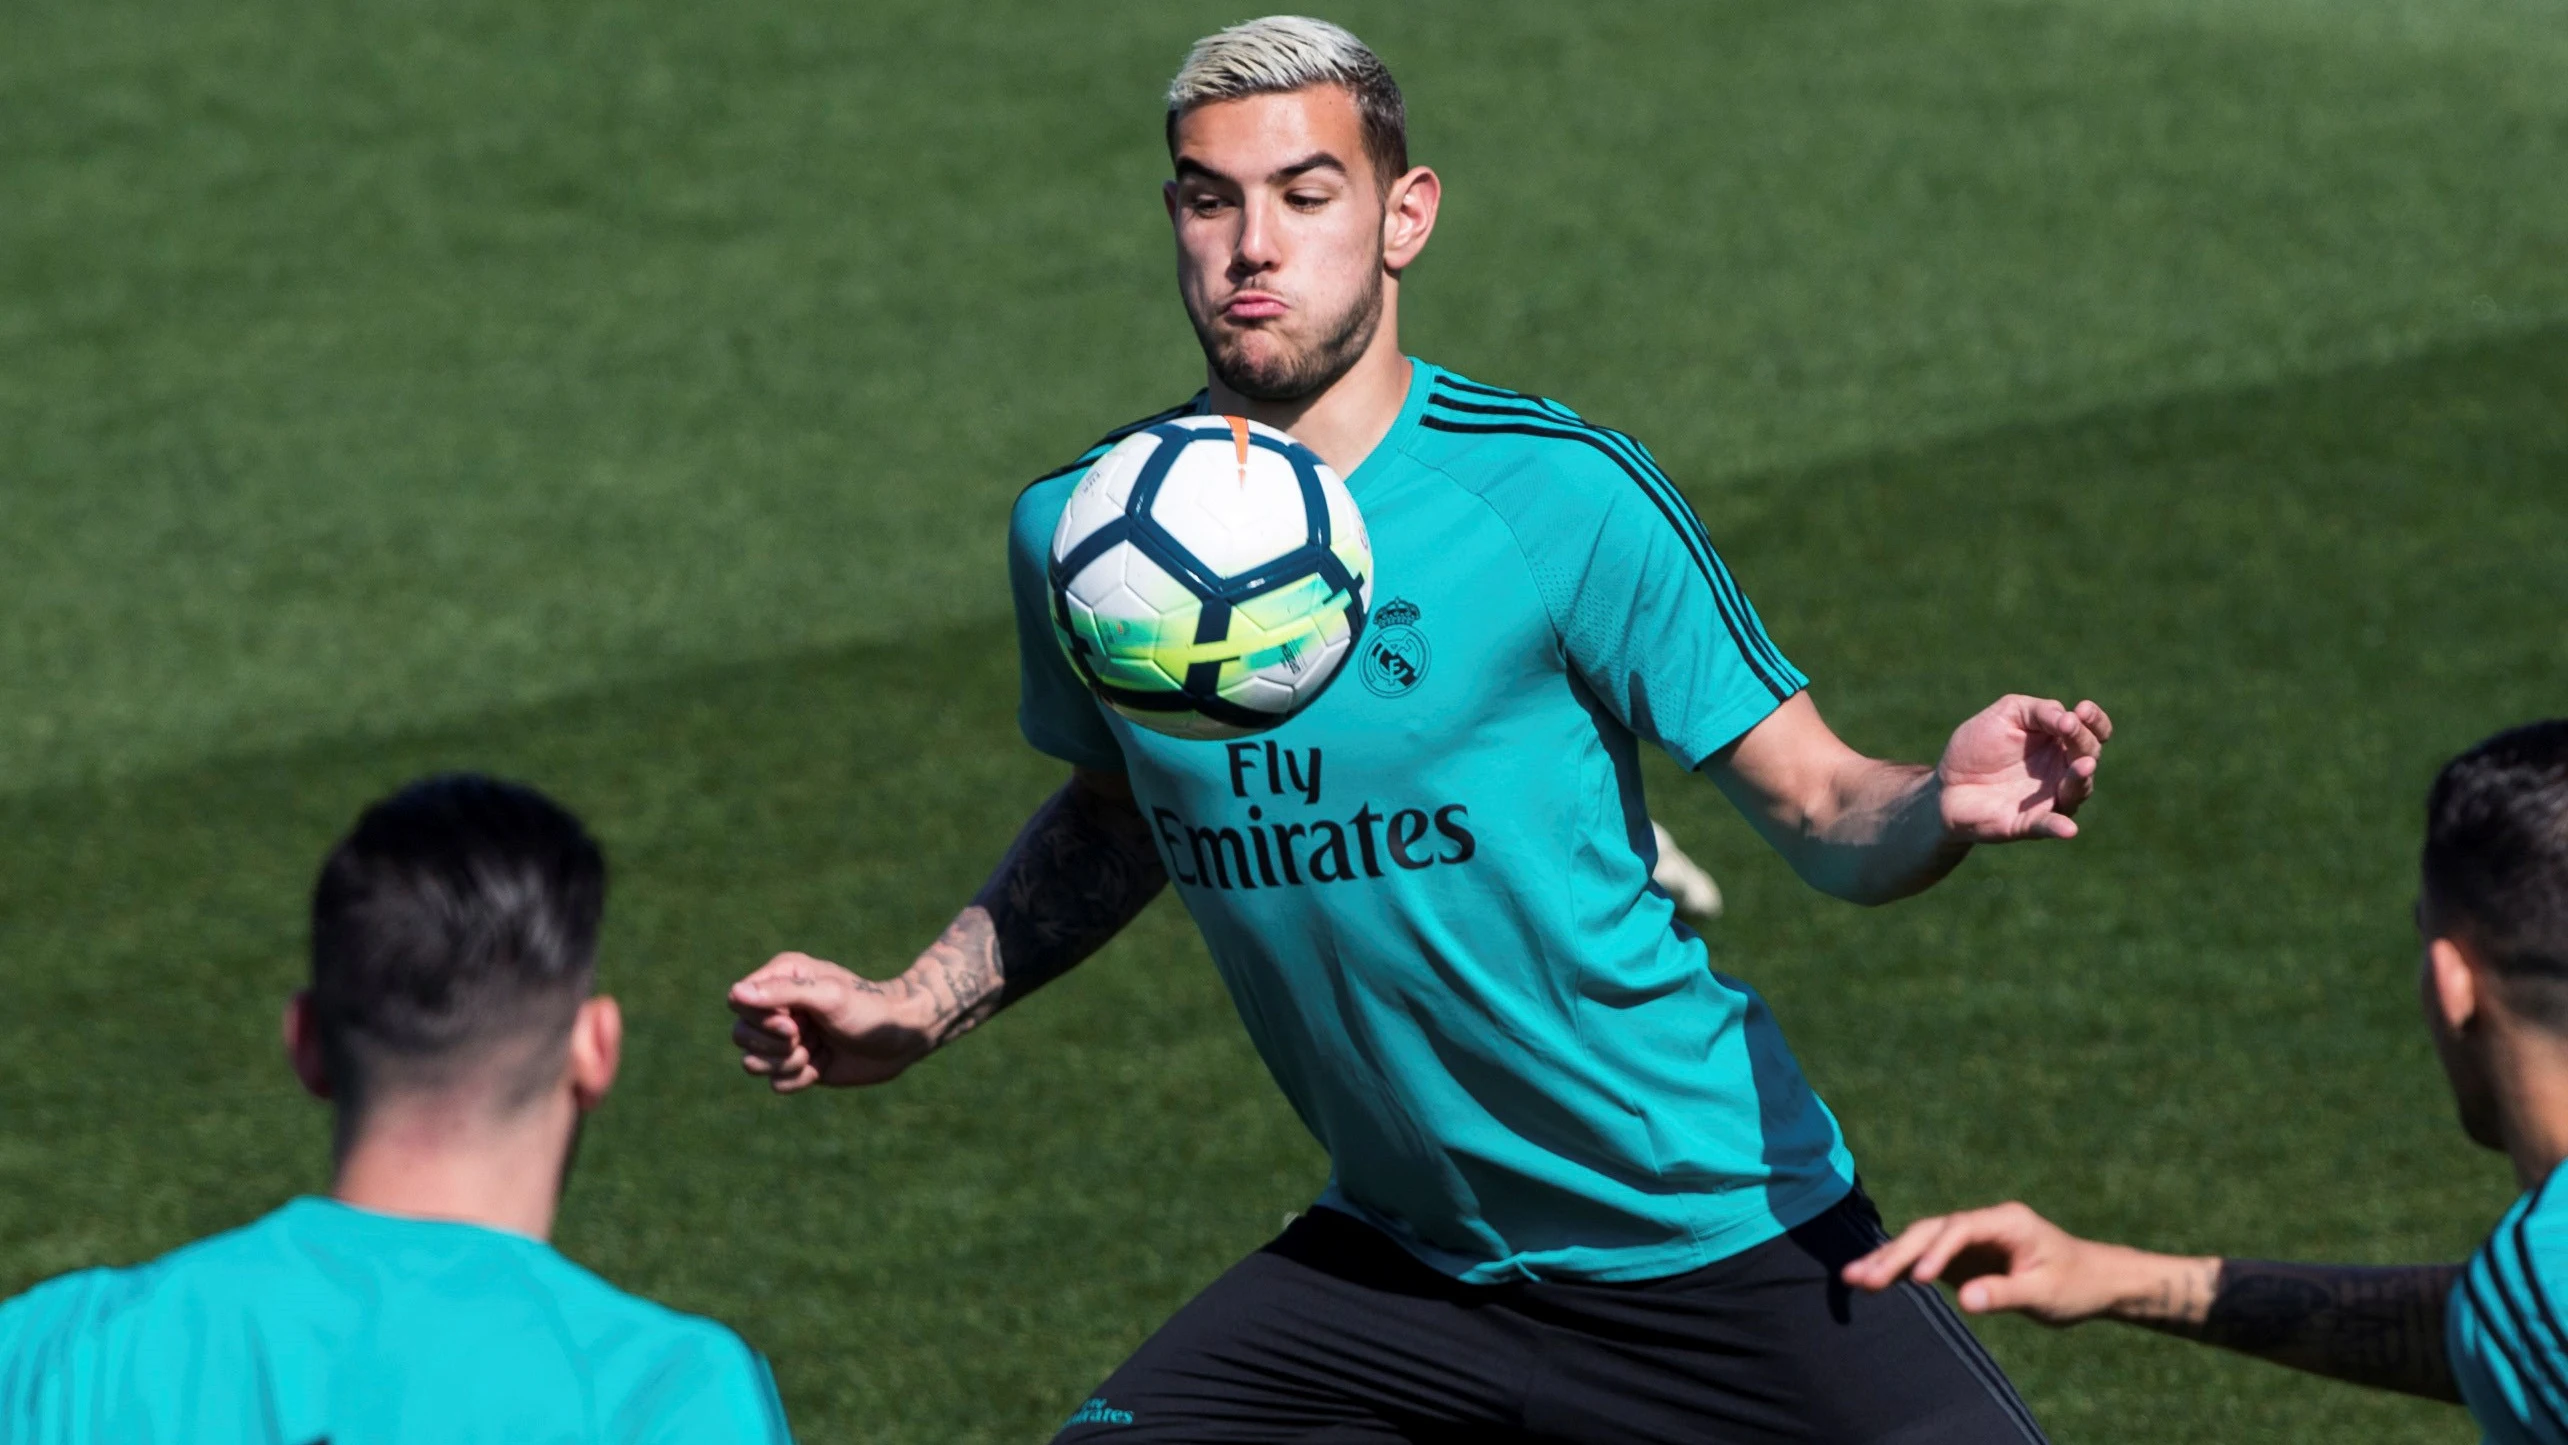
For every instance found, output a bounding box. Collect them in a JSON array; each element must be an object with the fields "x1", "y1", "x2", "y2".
[{"x1": 1234, "y1": 197, "x2": 1283, "y2": 268}]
